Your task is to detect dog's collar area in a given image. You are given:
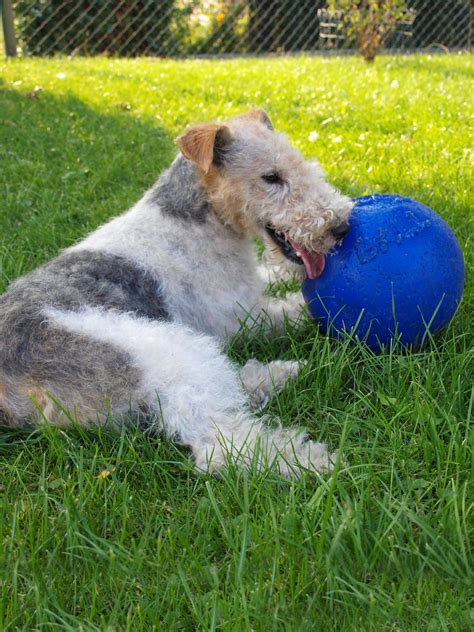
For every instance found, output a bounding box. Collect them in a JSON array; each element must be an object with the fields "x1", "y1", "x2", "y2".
[{"x1": 265, "y1": 225, "x2": 326, "y2": 279}]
